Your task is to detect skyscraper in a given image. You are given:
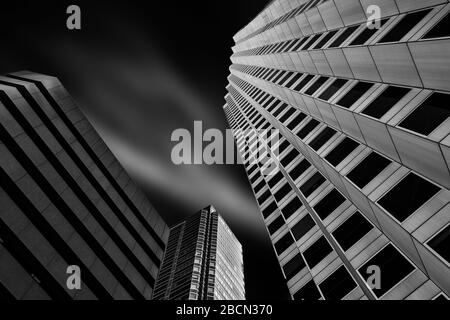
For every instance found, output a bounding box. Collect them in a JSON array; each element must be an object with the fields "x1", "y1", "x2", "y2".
[
  {"x1": 152, "y1": 205, "x2": 245, "y2": 300},
  {"x1": 0, "y1": 71, "x2": 169, "y2": 300},
  {"x1": 224, "y1": 0, "x2": 450, "y2": 300}
]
